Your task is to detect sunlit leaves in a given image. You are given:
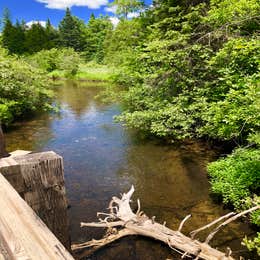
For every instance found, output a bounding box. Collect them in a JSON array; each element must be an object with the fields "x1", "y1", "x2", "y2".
[{"x1": 0, "y1": 48, "x2": 53, "y2": 124}]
